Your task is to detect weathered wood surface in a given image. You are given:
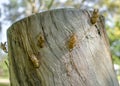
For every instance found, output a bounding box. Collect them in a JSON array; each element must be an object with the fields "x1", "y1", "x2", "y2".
[{"x1": 7, "y1": 8, "x2": 119, "y2": 86}]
